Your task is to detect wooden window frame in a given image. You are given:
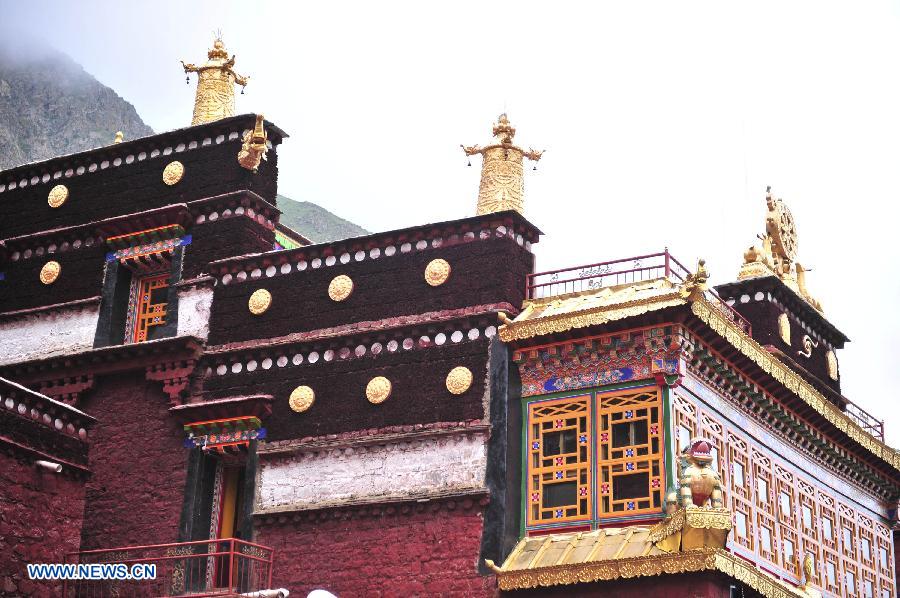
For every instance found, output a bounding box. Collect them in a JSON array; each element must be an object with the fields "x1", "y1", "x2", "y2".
[
  {"x1": 524, "y1": 385, "x2": 664, "y2": 532},
  {"x1": 128, "y1": 272, "x2": 170, "y2": 344}
]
